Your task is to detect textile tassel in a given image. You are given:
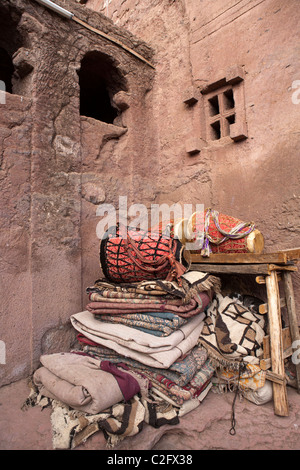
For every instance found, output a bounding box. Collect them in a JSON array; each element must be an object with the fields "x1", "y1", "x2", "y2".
[
  {"x1": 166, "y1": 254, "x2": 187, "y2": 285},
  {"x1": 201, "y1": 237, "x2": 211, "y2": 257},
  {"x1": 173, "y1": 259, "x2": 187, "y2": 278}
]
